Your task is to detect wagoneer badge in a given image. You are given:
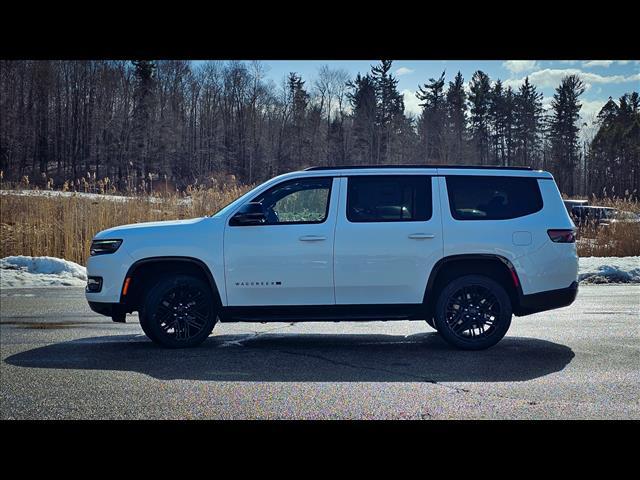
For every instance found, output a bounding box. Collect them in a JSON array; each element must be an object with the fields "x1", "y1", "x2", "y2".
[{"x1": 235, "y1": 281, "x2": 282, "y2": 287}]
